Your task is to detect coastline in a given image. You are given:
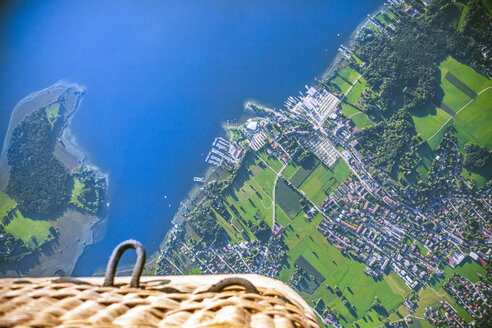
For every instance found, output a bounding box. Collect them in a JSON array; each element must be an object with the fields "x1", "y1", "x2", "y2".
[
  {"x1": 0, "y1": 81, "x2": 109, "y2": 277},
  {"x1": 152, "y1": 1, "x2": 390, "y2": 266},
  {"x1": 320, "y1": 2, "x2": 388, "y2": 80}
]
